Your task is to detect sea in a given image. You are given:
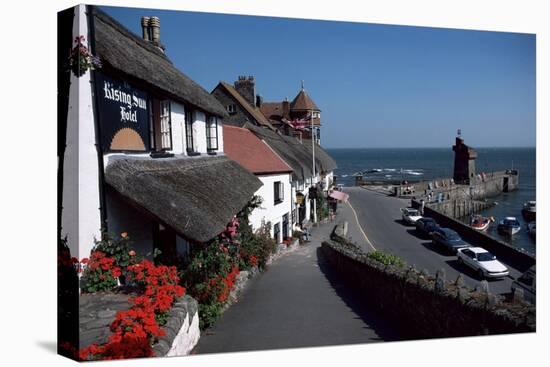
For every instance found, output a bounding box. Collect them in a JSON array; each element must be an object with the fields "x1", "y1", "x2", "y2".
[{"x1": 327, "y1": 147, "x2": 536, "y2": 255}]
